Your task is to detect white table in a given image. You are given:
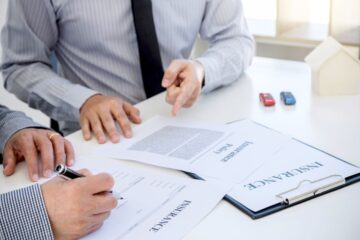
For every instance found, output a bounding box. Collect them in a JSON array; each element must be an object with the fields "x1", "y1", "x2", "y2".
[{"x1": 1, "y1": 57, "x2": 359, "y2": 239}]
